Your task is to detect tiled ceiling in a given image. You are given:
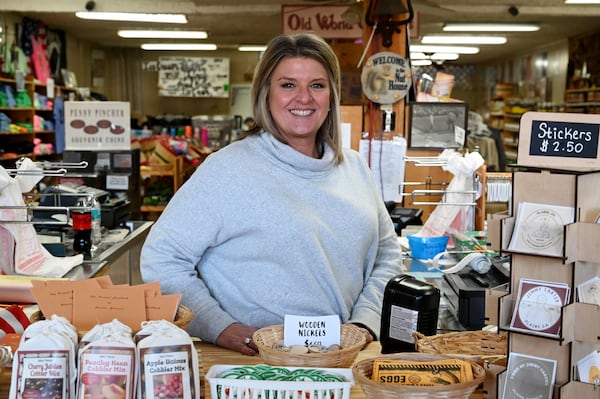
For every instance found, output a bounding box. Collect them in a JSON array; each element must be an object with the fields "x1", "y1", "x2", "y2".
[{"x1": 2, "y1": 0, "x2": 600, "y2": 64}]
